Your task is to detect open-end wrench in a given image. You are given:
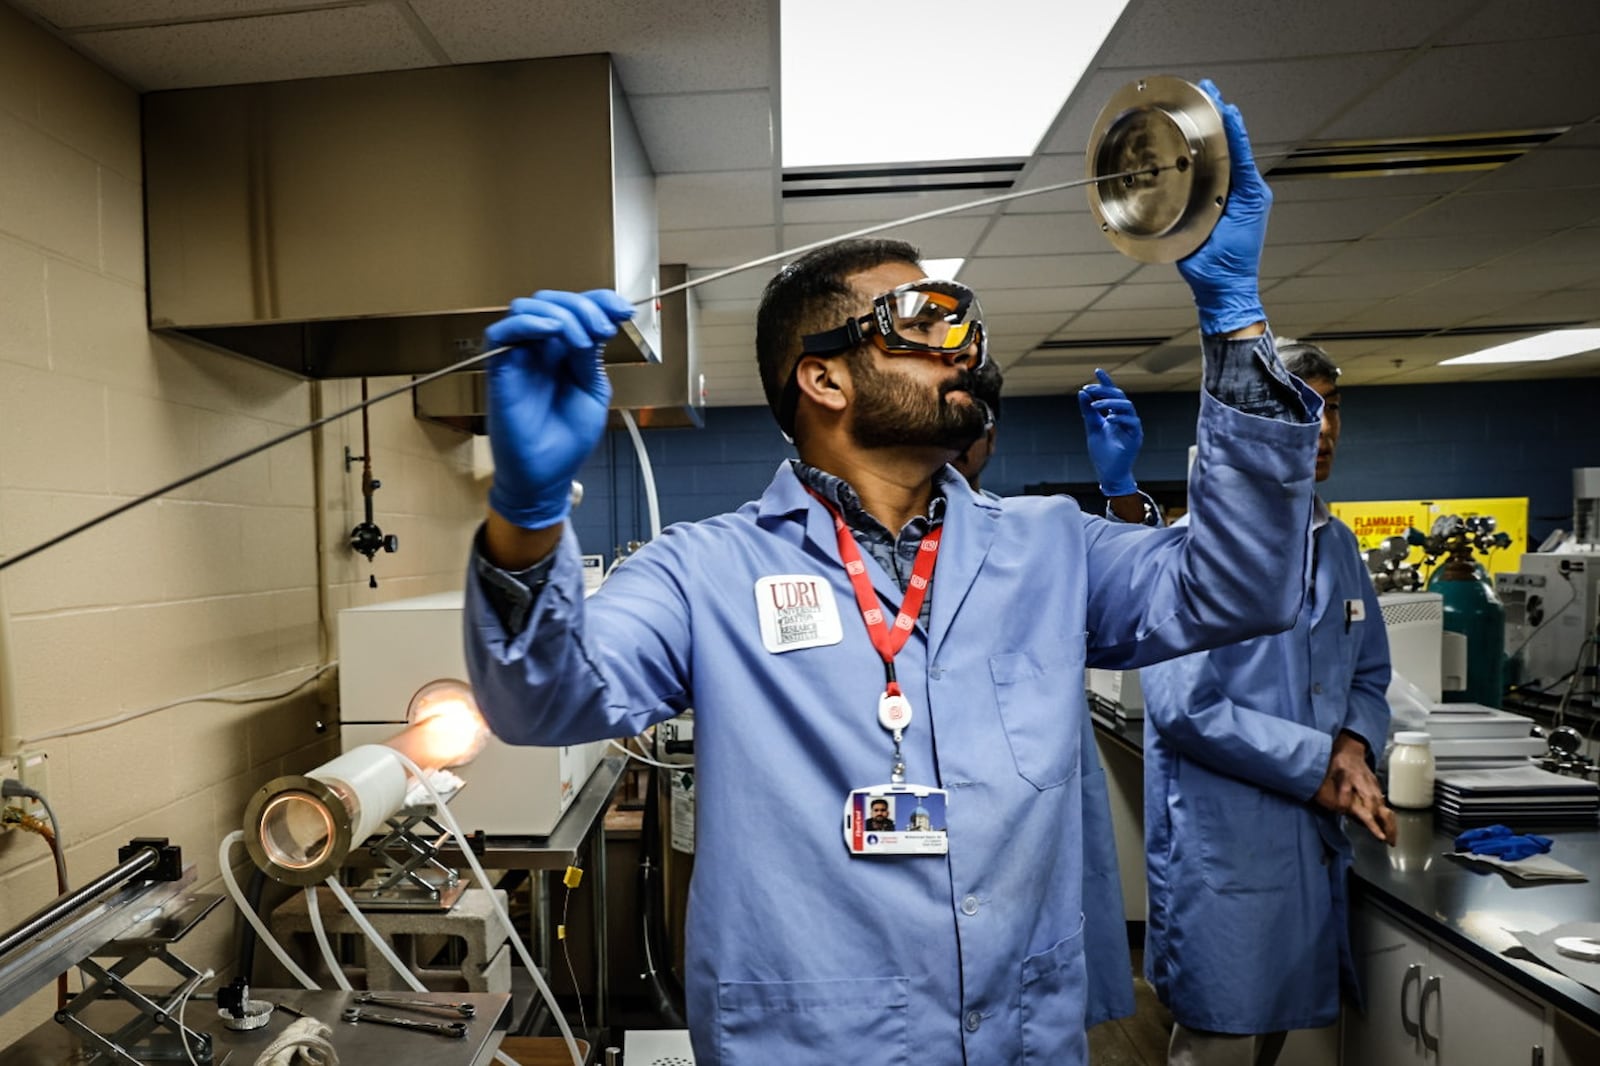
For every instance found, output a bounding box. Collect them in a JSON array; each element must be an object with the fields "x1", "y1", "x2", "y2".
[
  {"x1": 341, "y1": 1006, "x2": 467, "y2": 1038},
  {"x1": 352, "y1": 993, "x2": 476, "y2": 1018}
]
